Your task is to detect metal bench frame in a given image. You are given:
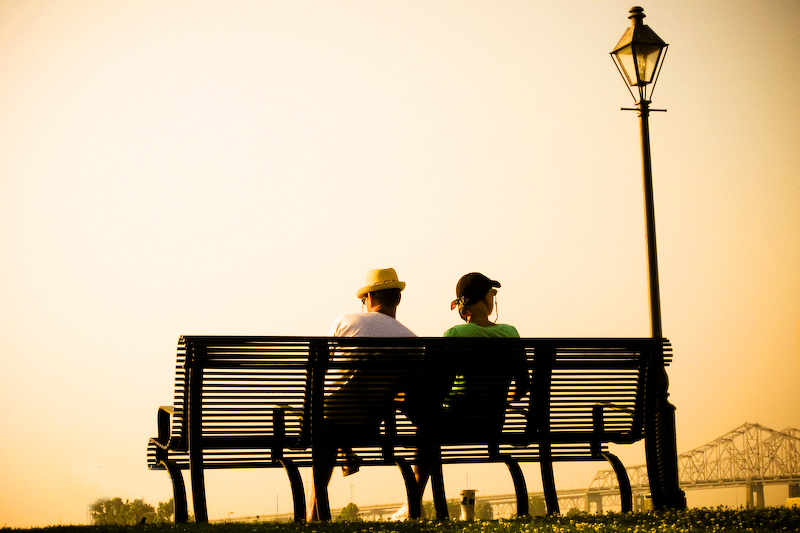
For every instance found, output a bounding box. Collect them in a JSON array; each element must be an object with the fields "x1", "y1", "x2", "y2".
[{"x1": 147, "y1": 336, "x2": 684, "y2": 522}]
